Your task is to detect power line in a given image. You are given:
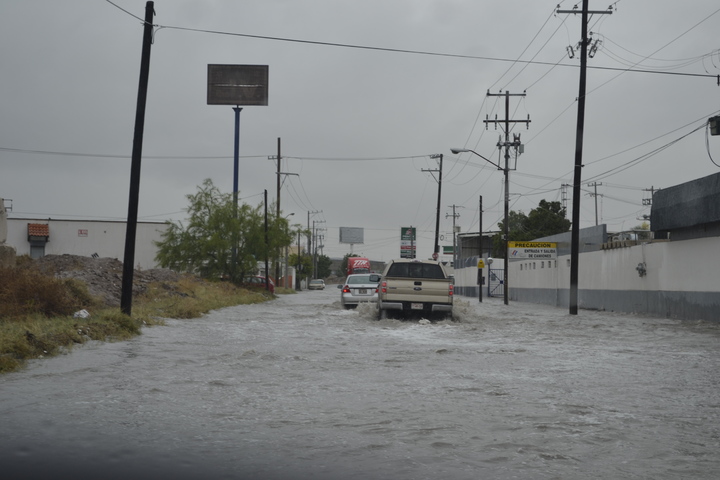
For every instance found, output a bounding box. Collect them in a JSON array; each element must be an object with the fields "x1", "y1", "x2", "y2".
[{"x1": 105, "y1": 1, "x2": 719, "y2": 82}]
